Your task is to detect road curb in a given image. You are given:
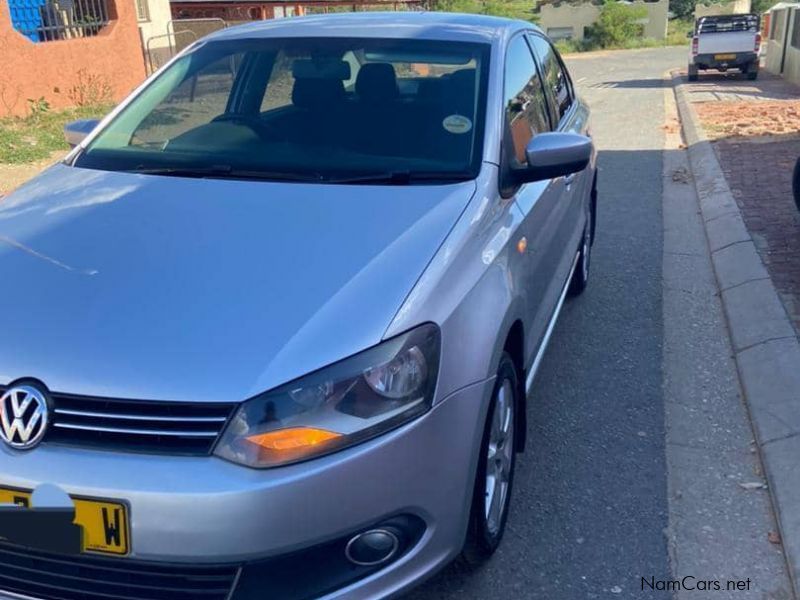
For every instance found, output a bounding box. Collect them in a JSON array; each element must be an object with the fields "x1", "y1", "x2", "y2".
[{"x1": 673, "y1": 73, "x2": 800, "y2": 596}]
